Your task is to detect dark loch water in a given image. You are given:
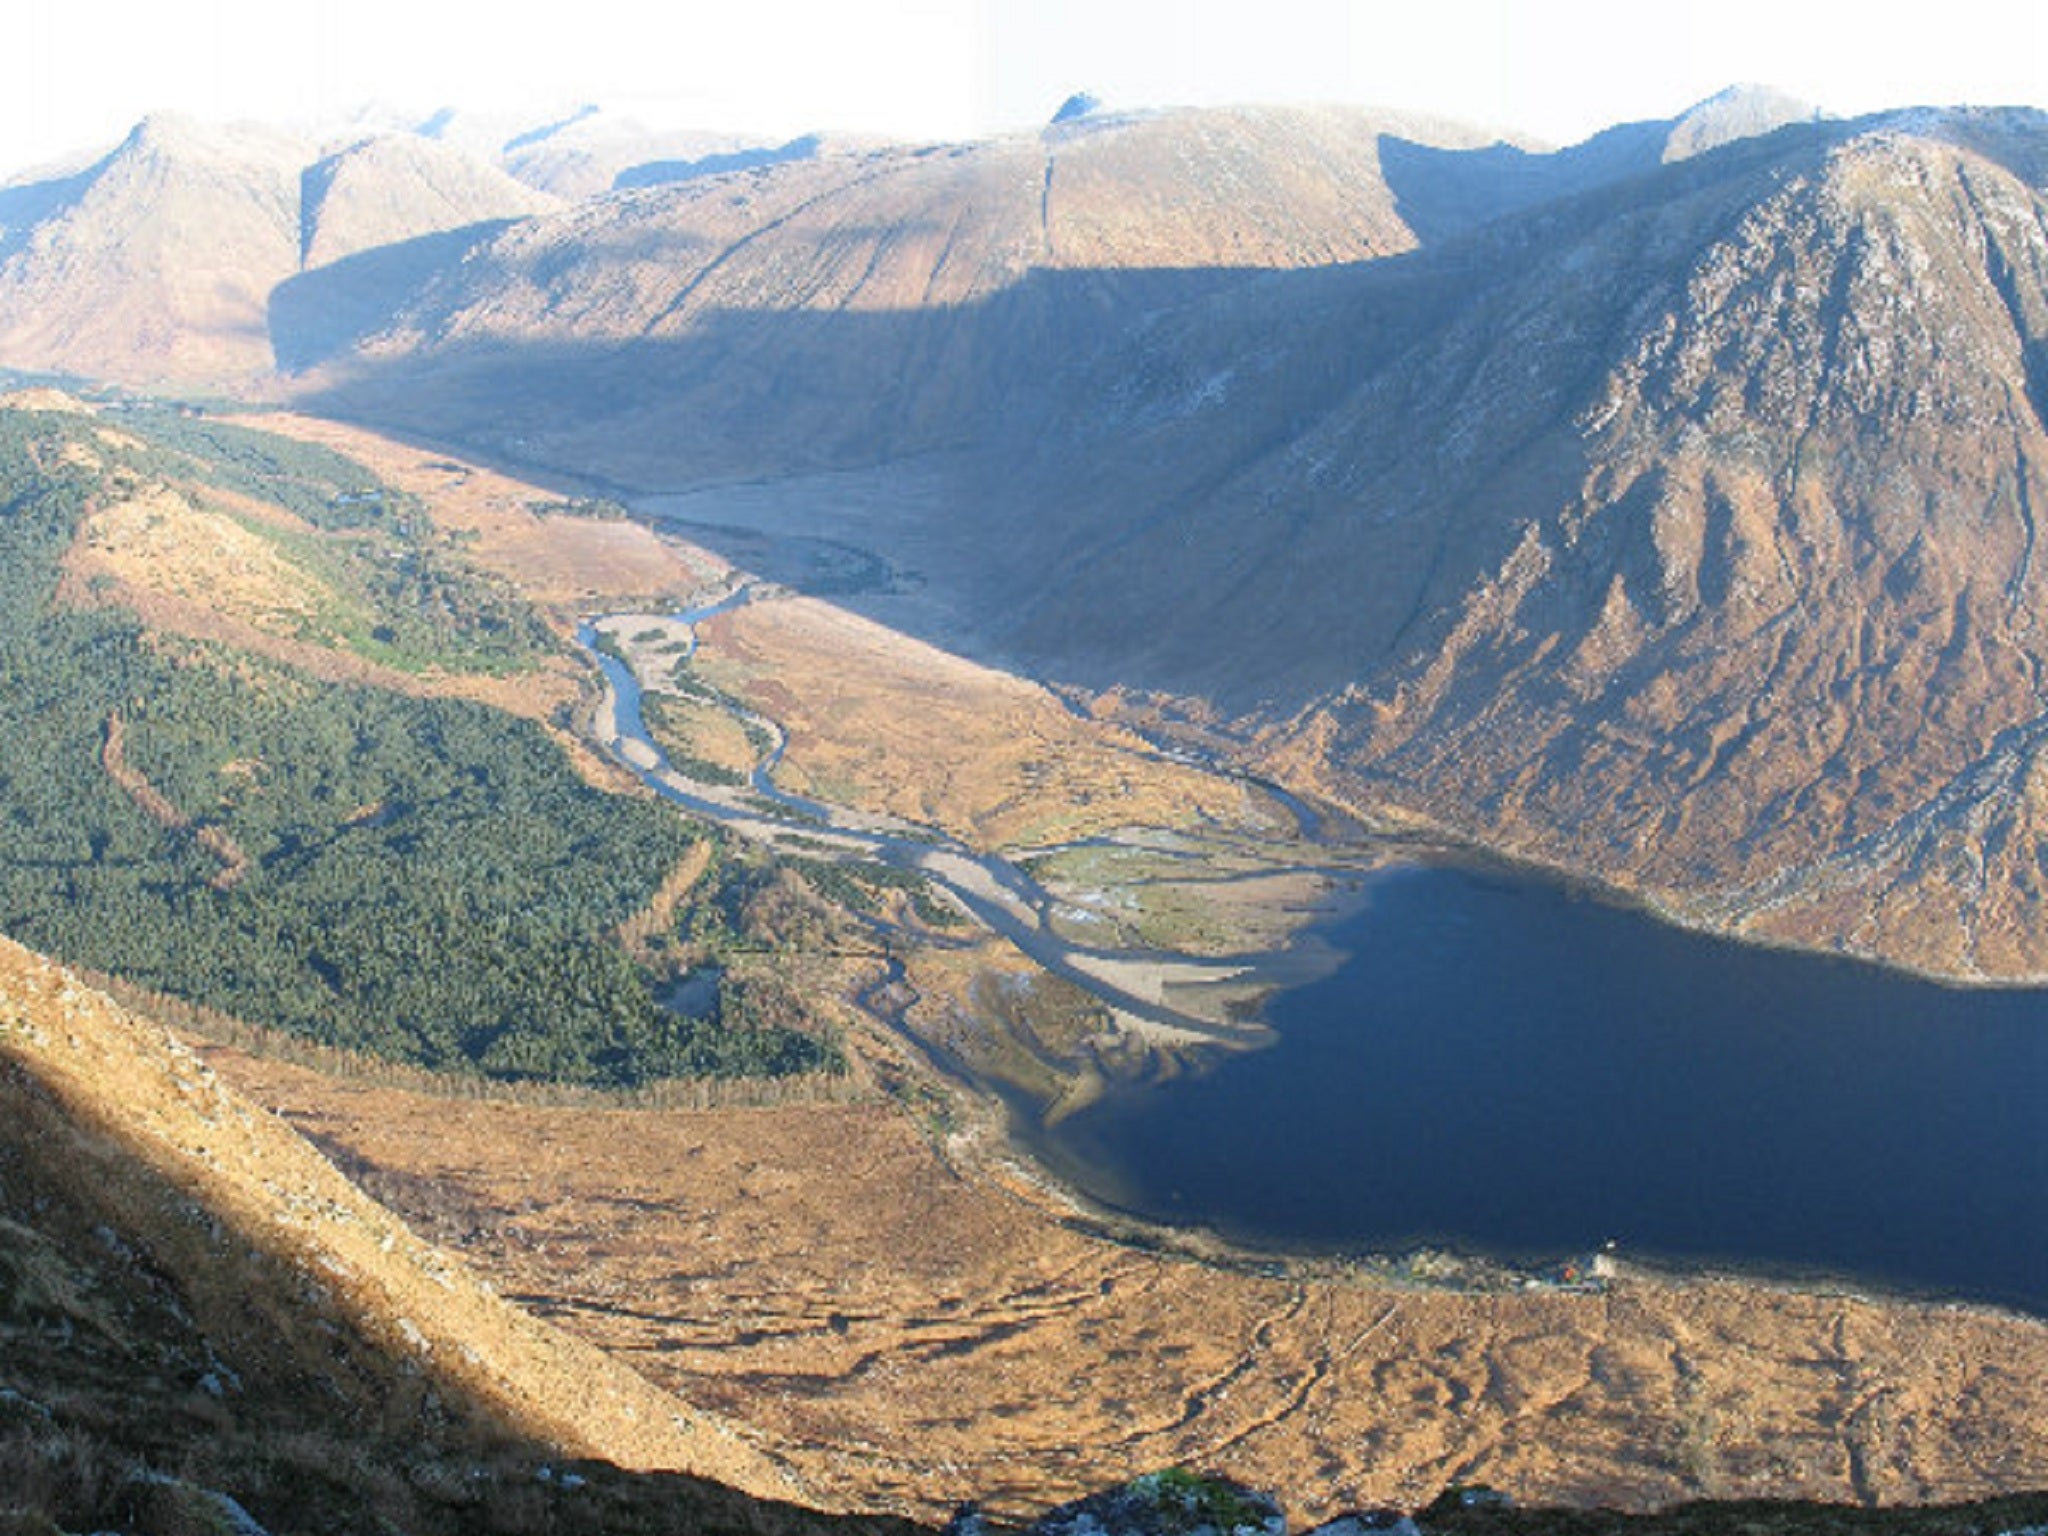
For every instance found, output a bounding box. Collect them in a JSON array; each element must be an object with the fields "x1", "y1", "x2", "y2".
[{"x1": 1038, "y1": 861, "x2": 2048, "y2": 1316}]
